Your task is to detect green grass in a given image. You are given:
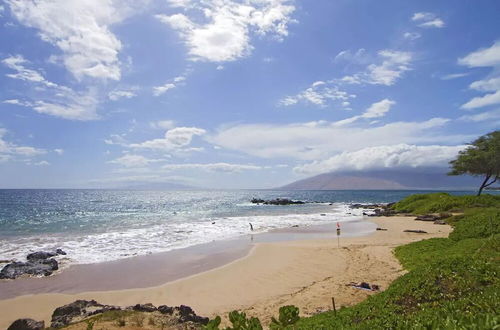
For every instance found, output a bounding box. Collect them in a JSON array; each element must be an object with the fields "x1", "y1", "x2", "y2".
[
  {"x1": 290, "y1": 194, "x2": 500, "y2": 329},
  {"x1": 391, "y1": 192, "x2": 500, "y2": 214}
]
